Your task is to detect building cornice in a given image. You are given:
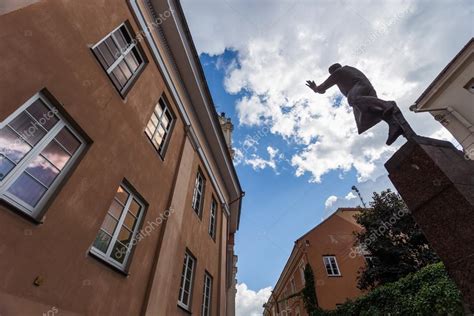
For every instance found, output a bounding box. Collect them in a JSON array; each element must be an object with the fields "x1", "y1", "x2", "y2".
[
  {"x1": 128, "y1": 0, "x2": 238, "y2": 218},
  {"x1": 414, "y1": 37, "x2": 474, "y2": 109}
]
